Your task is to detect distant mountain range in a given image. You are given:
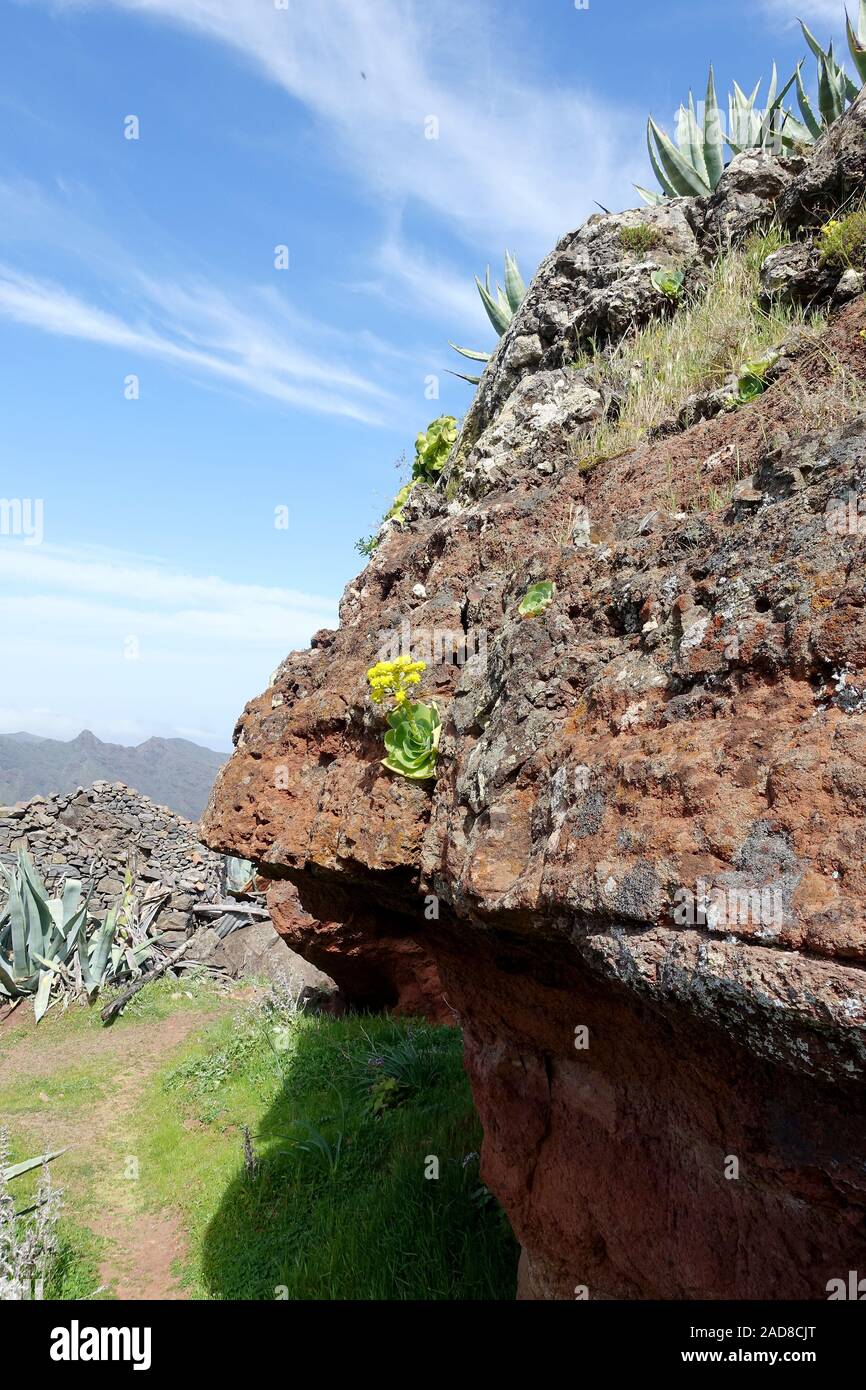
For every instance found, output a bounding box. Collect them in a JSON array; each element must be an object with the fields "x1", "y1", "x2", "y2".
[{"x1": 0, "y1": 730, "x2": 226, "y2": 821}]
